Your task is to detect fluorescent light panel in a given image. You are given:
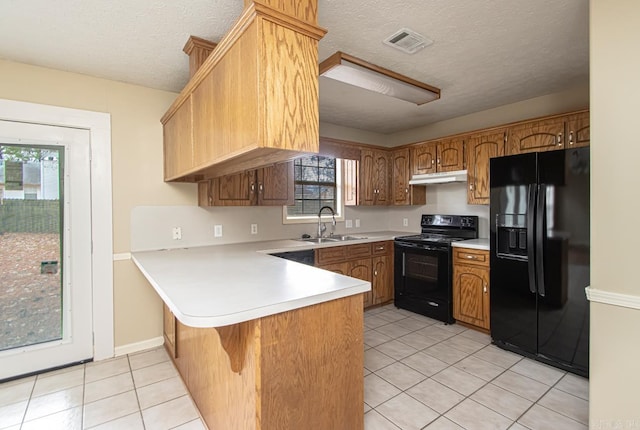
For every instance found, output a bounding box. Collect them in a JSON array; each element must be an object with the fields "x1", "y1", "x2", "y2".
[{"x1": 319, "y1": 52, "x2": 440, "y2": 105}]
